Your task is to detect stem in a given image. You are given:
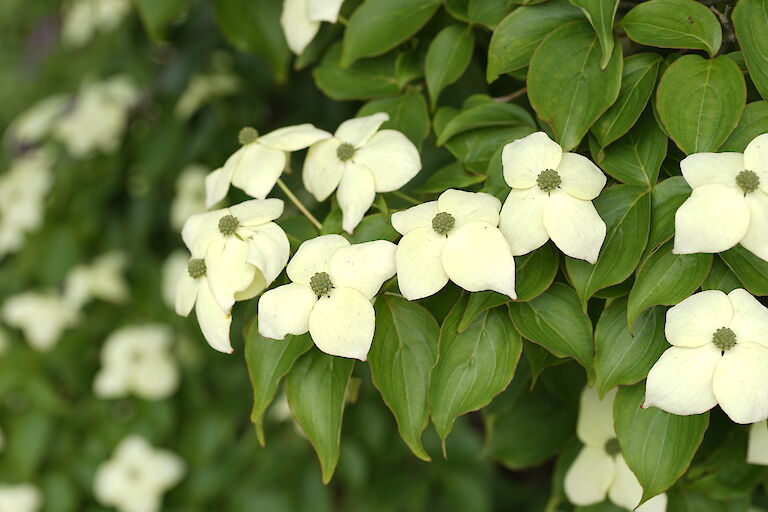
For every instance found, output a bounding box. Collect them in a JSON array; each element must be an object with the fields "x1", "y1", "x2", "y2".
[
  {"x1": 390, "y1": 190, "x2": 420, "y2": 205},
  {"x1": 276, "y1": 179, "x2": 322, "y2": 231},
  {"x1": 494, "y1": 87, "x2": 527, "y2": 103}
]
